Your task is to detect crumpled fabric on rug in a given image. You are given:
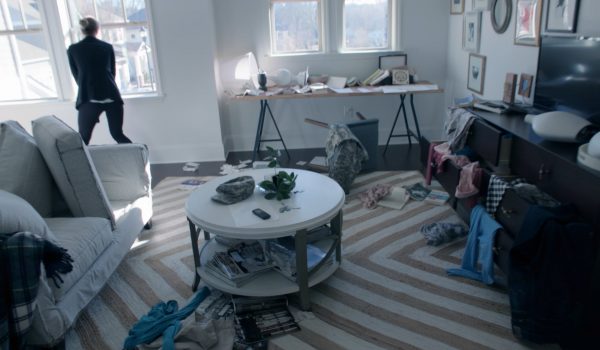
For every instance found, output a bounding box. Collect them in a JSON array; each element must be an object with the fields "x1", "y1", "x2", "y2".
[
  {"x1": 140, "y1": 317, "x2": 234, "y2": 350},
  {"x1": 359, "y1": 183, "x2": 393, "y2": 209},
  {"x1": 326, "y1": 124, "x2": 369, "y2": 194},
  {"x1": 420, "y1": 222, "x2": 468, "y2": 246}
]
